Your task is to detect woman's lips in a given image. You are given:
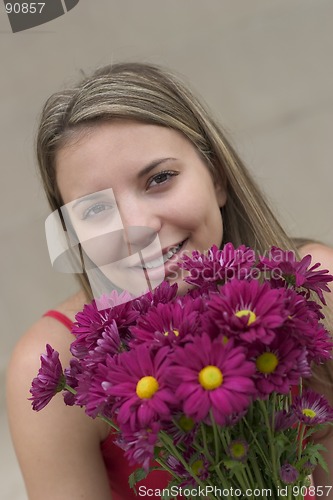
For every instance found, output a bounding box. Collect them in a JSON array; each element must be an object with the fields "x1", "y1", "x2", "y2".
[{"x1": 129, "y1": 239, "x2": 188, "y2": 281}]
